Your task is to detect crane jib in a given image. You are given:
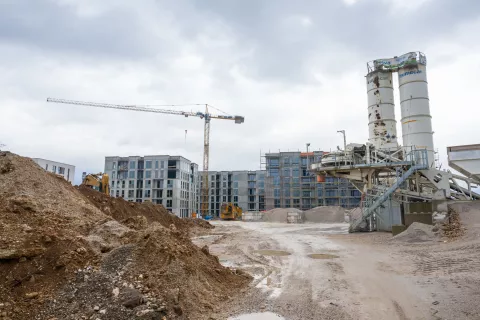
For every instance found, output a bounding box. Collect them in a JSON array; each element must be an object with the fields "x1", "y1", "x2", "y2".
[{"x1": 46, "y1": 97, "x2": 244, "y2": 218}]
